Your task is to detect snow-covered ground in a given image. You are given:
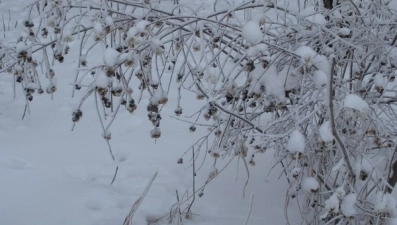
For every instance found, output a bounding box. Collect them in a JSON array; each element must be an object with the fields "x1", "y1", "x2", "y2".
[{"x1": 0, "y1": 1, "x2": 288, "y2": 225}]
